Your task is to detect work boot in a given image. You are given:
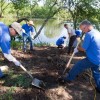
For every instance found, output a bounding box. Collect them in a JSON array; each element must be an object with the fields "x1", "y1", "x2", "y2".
[
  {"x1": 58, "y1": 76, "x2": 71, "y2": 84},
  {"x1": 58, "y1": 77, "x2": 66, "y2": 84}
]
